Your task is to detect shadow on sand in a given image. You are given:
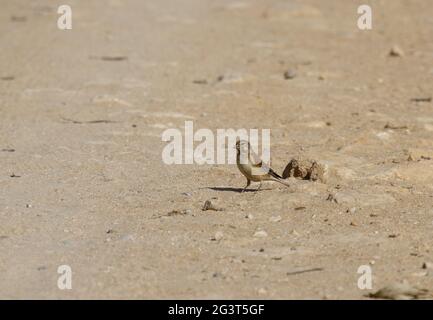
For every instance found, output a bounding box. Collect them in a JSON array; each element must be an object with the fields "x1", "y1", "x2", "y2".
[{"x1": 207, "y1": 186, "x2": 266, "y2": 193}]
